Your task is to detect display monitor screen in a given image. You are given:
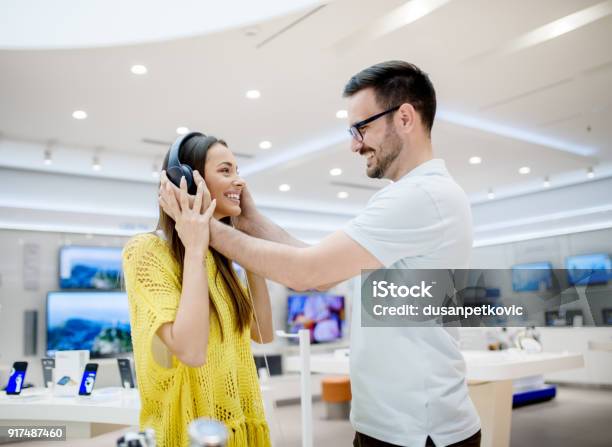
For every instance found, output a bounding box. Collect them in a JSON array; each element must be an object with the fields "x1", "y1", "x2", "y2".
[
  {"x1": 511, "y1": 262, "x2": 553, "y2": 292},
  {"x1": 566, "y1": 253, "x2": 611, "y2": 286},
  {"x1": 59, "y1": 246, "x2": 123, "y2": 289},
  {"x1": 46, "y1": 291, "x2": 132, "y2": 358},
  {"x1": 287, "y1": 294, "x2": 345, "y2": 343}
]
